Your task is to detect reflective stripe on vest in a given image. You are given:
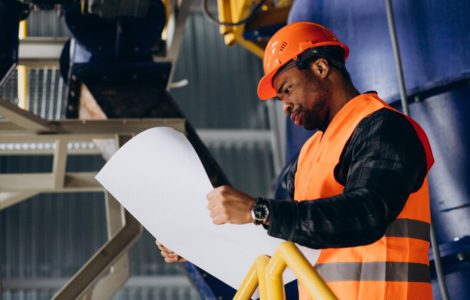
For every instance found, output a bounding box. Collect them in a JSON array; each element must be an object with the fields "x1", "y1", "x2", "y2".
[
  {"x1": 294, "y1": 93, "x2": 434, "y2": 300},
  {"x1": 316, "y1": 261, "x2": 431, "y2": 282},
  {"x1": 385, "y1": 218, "x2": 430, "y2": 241}
]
